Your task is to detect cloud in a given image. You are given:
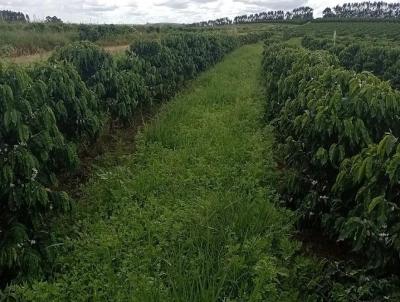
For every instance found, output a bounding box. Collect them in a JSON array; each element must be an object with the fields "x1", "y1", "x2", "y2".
[
  {"x1": 155, "y1": 0, "x2": 190, "y2": 9},
  {"x1": 0, "y1": 0, "x2": 343, "y2": 23},
  {"x1": 233, "y1": 0, "x2": 308, "y2": 10}
]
